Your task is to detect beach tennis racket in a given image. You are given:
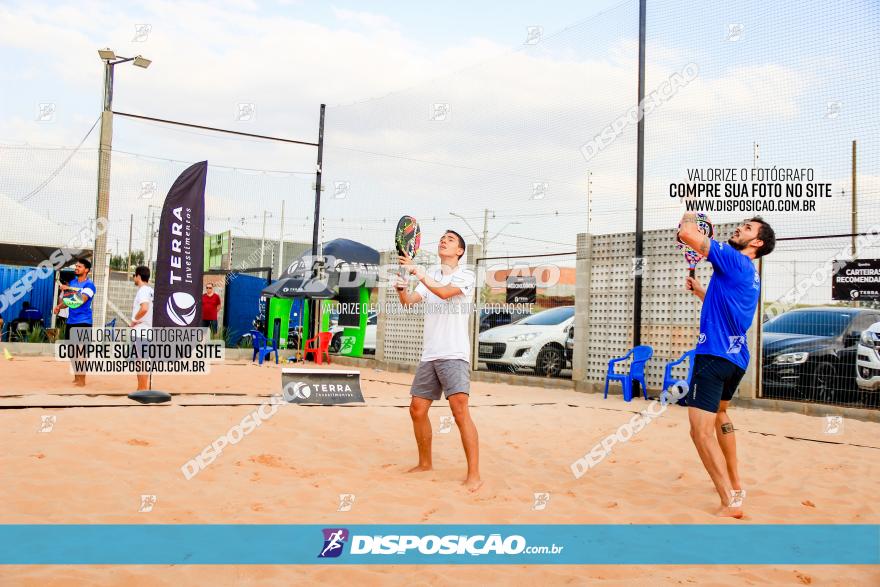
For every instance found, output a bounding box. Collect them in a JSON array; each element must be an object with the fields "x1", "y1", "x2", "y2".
[
  {"x1": 676, "y1": 213, "x2": 714, "y2": 282},
  {"x1": 61, "y1": 287, "x2": 85, "y2": 309},
  {"x1": 395, "y1": 215, "x2": 421, "y2": 282},
  {"x1": 395, "y1": 215, "x2": 421, "y2": 258}
]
